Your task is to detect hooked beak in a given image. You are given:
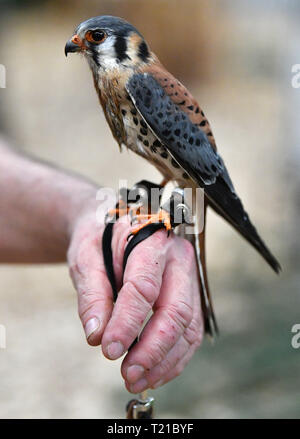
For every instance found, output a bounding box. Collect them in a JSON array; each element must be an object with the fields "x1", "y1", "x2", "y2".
[{"x1": 65, "y1": 35, "x2": 82, "y2": 56}]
